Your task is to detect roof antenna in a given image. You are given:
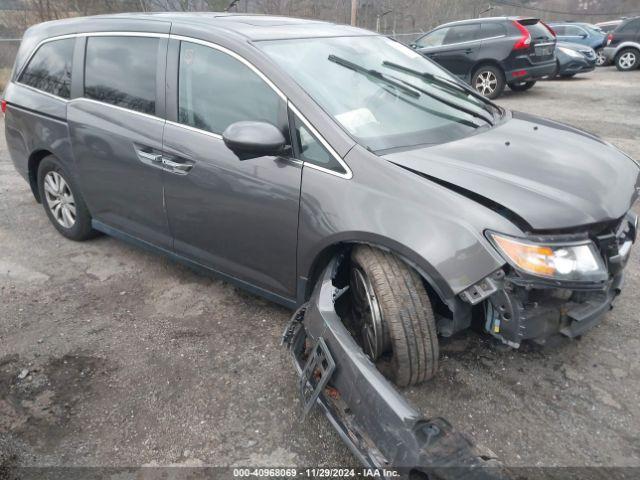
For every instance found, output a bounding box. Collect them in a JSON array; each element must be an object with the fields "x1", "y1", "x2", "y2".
[{"x1": 225, "y1": 0, "x2": 240, "y2": 12}]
